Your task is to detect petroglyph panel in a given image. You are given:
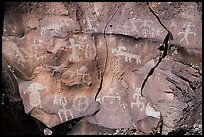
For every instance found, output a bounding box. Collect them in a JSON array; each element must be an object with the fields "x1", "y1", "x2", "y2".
[{"x1": 73, "y1": 96, "x2": 88, "y2": 111}]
